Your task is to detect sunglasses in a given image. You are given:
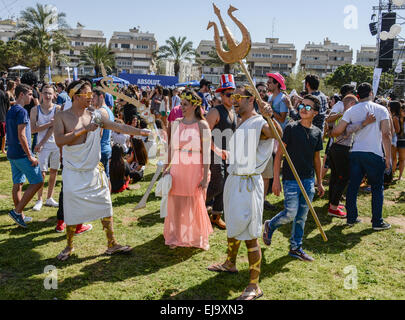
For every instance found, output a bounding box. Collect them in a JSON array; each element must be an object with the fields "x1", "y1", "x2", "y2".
[
  {"x1": 223, "y1": 92, "x2": 234, "y2": 98},
  {"x1": 298, "y1": 104, "x2": 314, "y2": 111},
  {"x1": 76, "y1": 92, "x2": 93, "y2": 99},
  {"x1": 231, "y1": 94, "x2": 250, "y2": 101},
  {"x1": 258, "y1": 89, "x2": 267, "y2": 93}
]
